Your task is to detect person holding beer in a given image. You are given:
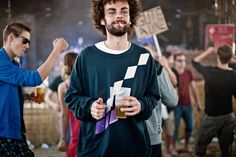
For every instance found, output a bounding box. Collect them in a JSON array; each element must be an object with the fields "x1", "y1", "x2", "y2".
[
  {"x1": 0, "y1": 23, "x2": 68, "y2": 156},
  {"x1": 64, "y1": 0, "x2": 160, "y2": 157}
]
